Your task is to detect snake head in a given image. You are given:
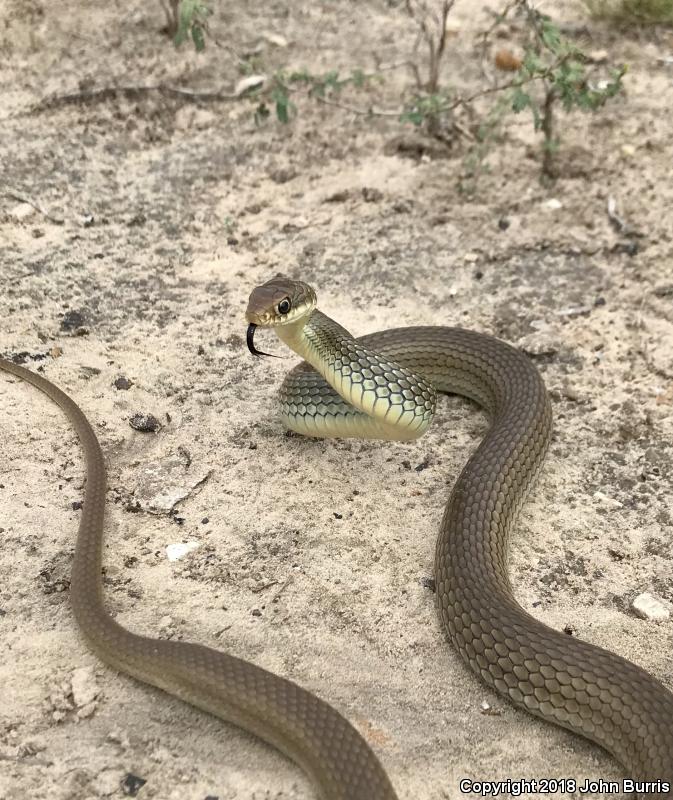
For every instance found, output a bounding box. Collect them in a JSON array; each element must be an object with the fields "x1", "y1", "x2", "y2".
[{"x1": 245, "y1": 276, "x2": 317, "y2": 357}]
